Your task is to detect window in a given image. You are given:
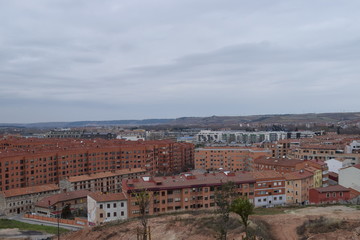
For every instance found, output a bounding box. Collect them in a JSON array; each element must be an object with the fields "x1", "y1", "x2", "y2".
[
  {"x1": 100, "y1": 213, "x2": 103, "y2": 218},
  {"x1": 121, "y1": 202, "x2": 124, "y2": 207},
  {"x1": 332, "y1": 192, "x2": 336, "y2": 197},
  {"x1": 121, "y1": 211, "x2": 124, "y2": 216},
  {"x1": 100, "y1": 204, "x2": 103, "y2": 209},
  {"x1": 326, "y1": 193, "x2": 330, "y2": 198},
  {"x1": 107, "y1": 204, "x2": 110, "y2": 208},
  {"x1": 113, "y1": 203, "x2": 117, "y2": 208}
]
